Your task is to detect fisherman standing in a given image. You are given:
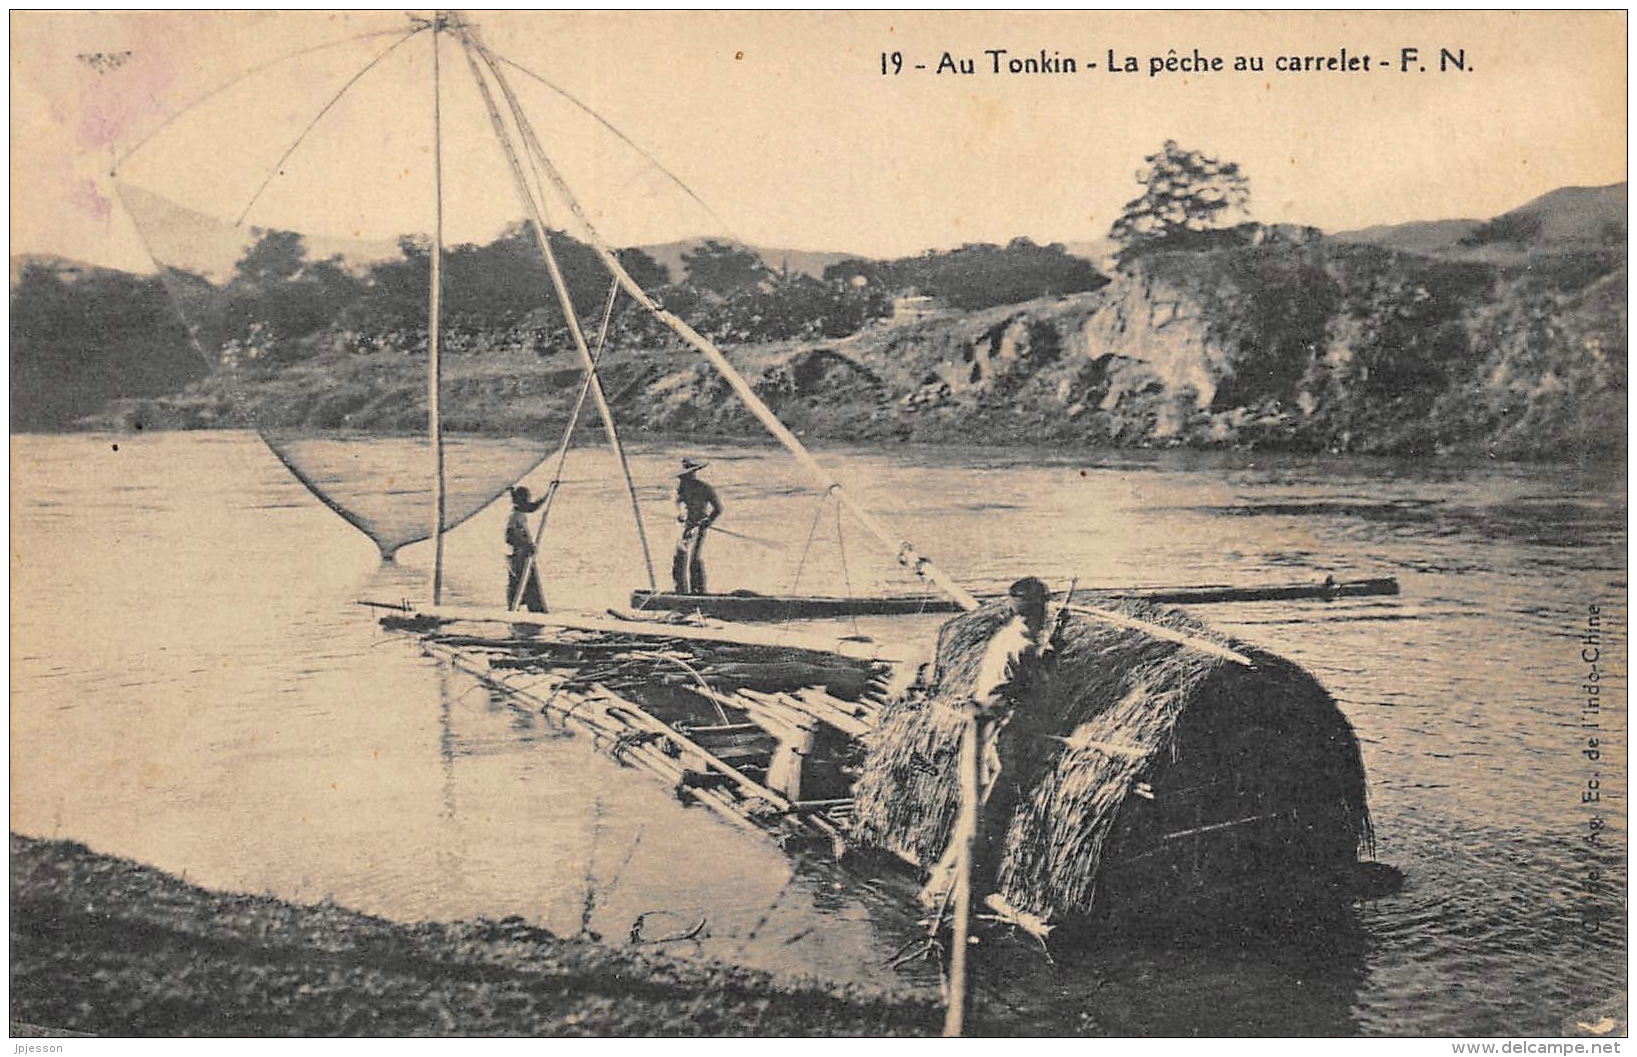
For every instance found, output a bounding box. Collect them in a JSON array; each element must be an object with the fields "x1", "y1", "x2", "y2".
[
  {"x1": 967, "y1": 576, "x2": 1053, "y2": 898},
  {"x1": 506, "y1": 485, "x2": 548, "y2": 613},
  {"x1": 672, "y1": 457, "x2": 723, "y2": 595},
  {"x1": 923, "y1": 576, "x2": 1055, "y2": 914}
]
